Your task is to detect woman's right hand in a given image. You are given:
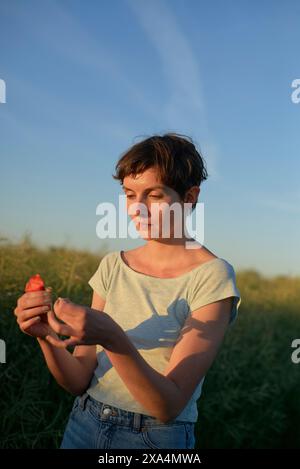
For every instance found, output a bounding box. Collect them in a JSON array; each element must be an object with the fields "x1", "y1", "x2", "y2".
[{"x1": 14, "y1": 288, "x2": 55, "y2": 339}]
